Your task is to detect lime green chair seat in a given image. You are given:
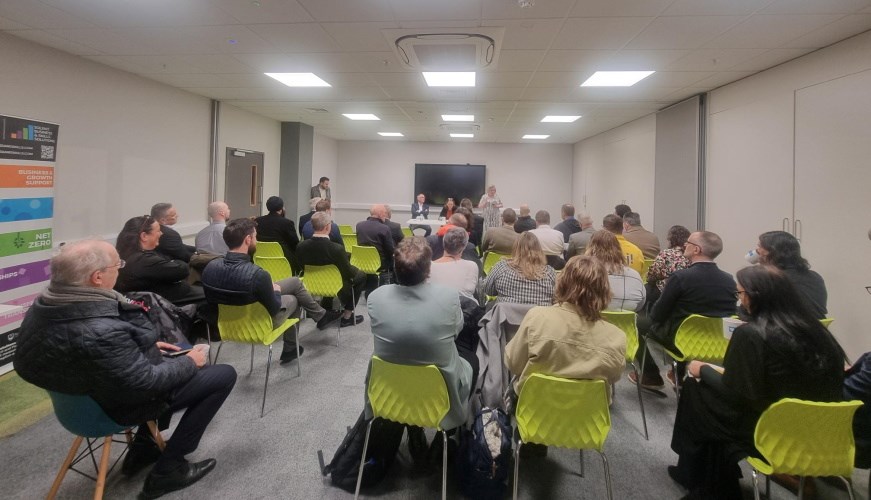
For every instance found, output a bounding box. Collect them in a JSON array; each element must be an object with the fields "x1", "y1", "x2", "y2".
[
  {"x1": 746, "y1": 398, "x2": 863, "y2": 500},
  {"x1": 302, "y1": 264, "x2": 345, "y2": 346},
  {"x1": 601, "y1": 310, "x2": 648, "y2": 440},
  {"x1": 253, "y1": 255, "x2": 293, "y2": 282},
  {"x1": 640, "y1": 258, "x2": 654, "y2": 284},
  {"x1": 254, "y1": 241, "x2": 284, "y2": 258},
  {"x1": 513, "y1": 375, "x2": 613, "y2": 500},
  {"x1": 401, "y1": 227, "x2": 413, "y2": 238},
  {"x1": 341, "y1": 233, "x2": 357, "y2": 254},
  {"x1": 355, "y1": 356, "x2": 451, "y2": 499},
  {"x1": 482, "y1": 251, "x2": 509, "y2": 276},
  {"x1": 213, "y1": 302, "x2": 300, "y2": 417},
  {"x1": 350, "y1": 245, "x2": 381, "y2": 276},
  {"x1": 821, "y1": 317, "x2": 834, "y2": 328},
  {"x1": 338, "y1": 224, "x2": 353, "y2": 234}
]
